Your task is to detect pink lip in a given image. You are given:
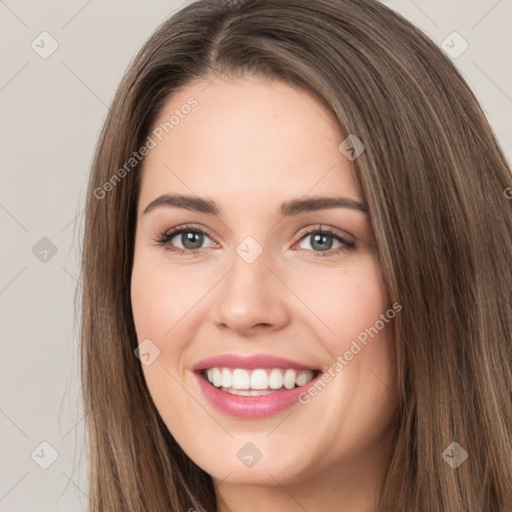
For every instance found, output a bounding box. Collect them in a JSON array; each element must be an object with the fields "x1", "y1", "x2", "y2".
[
  {"x1": 192, "y1": 353, "x2": 319, "y2": 371},
  {"x1": 193, "y1": 370, "x2": 323, "y2": 419}
]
